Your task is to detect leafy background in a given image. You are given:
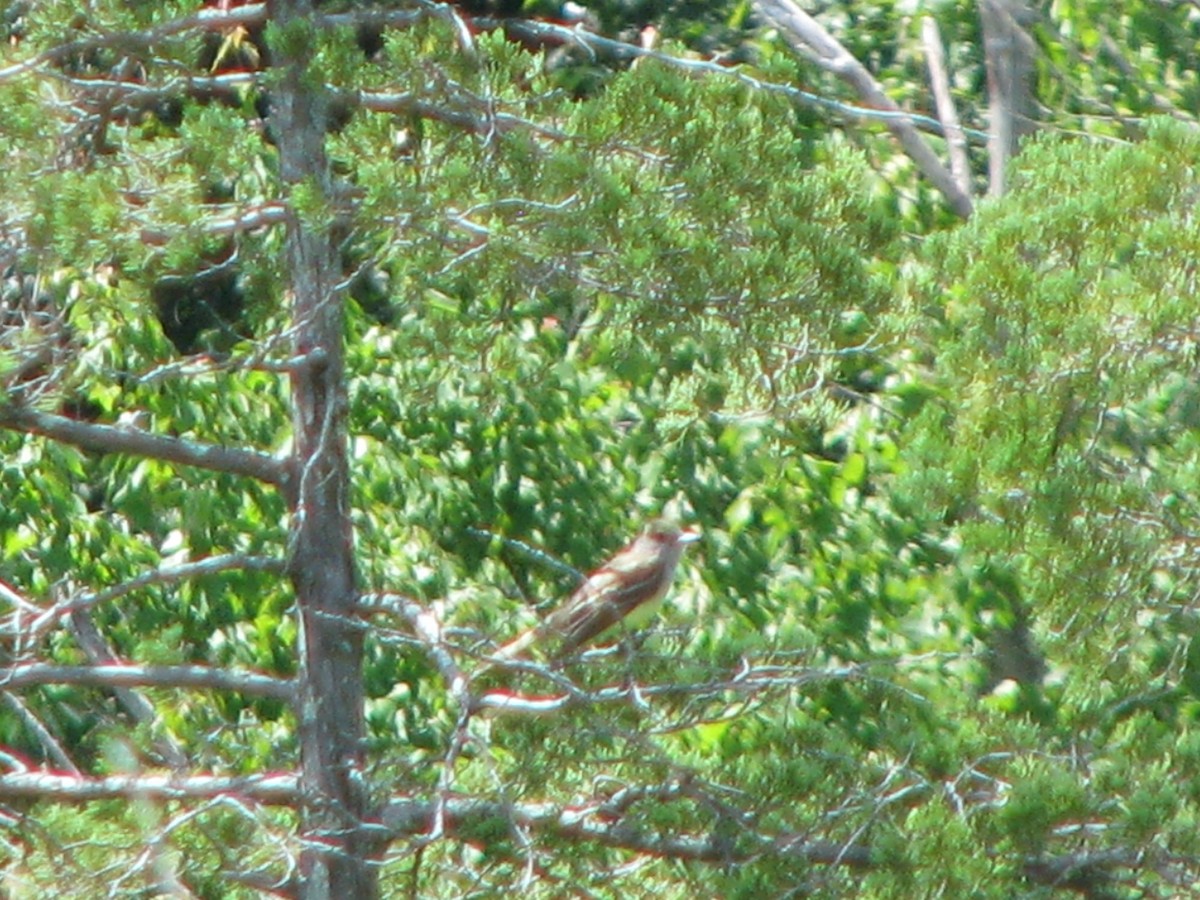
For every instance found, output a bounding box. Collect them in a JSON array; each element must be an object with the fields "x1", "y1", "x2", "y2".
[{"x1": 1, "y1": 0, "x2": 1200, "y2": 896}]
